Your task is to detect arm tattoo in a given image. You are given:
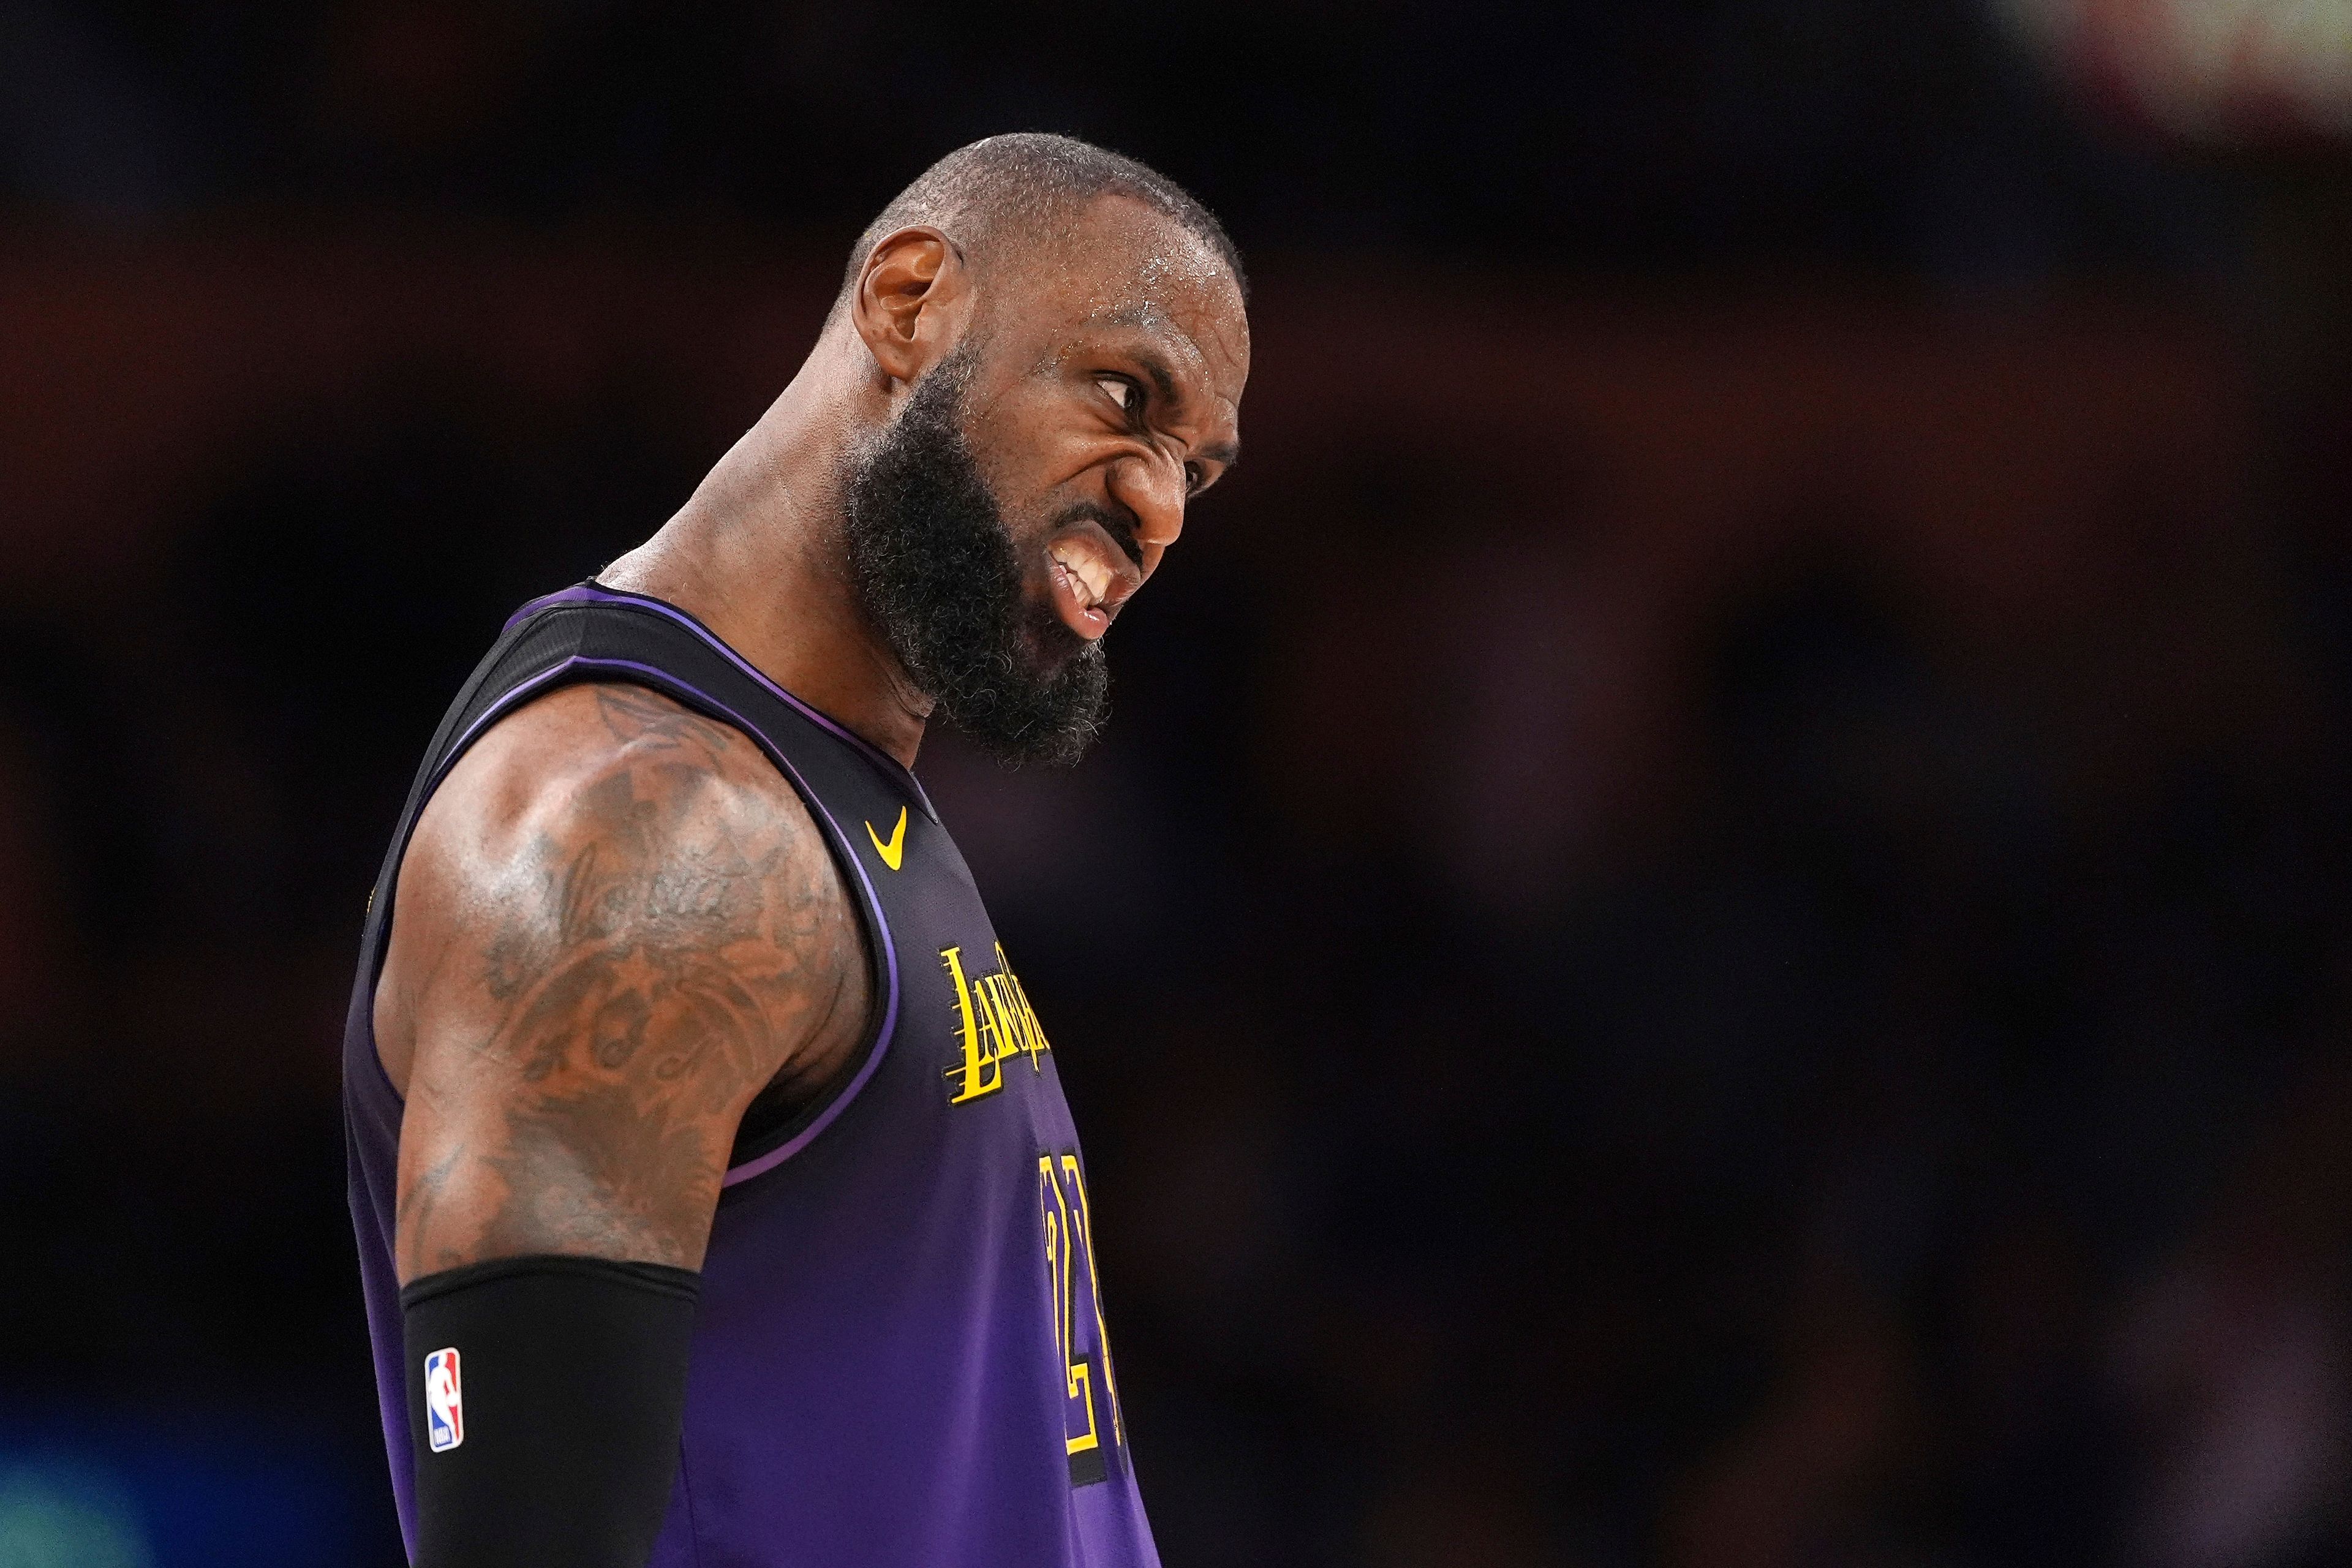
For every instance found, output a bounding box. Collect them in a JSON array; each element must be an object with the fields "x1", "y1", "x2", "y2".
[{"x1": 396, "y1": 685, "x2": 862, "y2": 1278}]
